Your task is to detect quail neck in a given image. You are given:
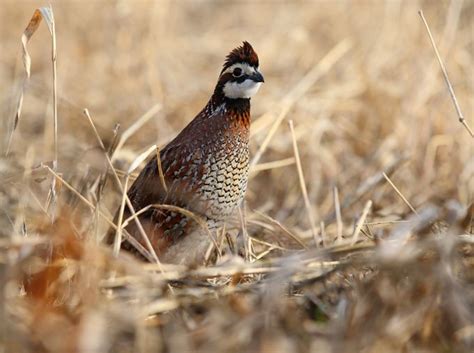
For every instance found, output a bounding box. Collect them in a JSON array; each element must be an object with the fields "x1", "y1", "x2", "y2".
[{"x1": 107, "y1": 42, "x2": 264, "y2": 264}]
